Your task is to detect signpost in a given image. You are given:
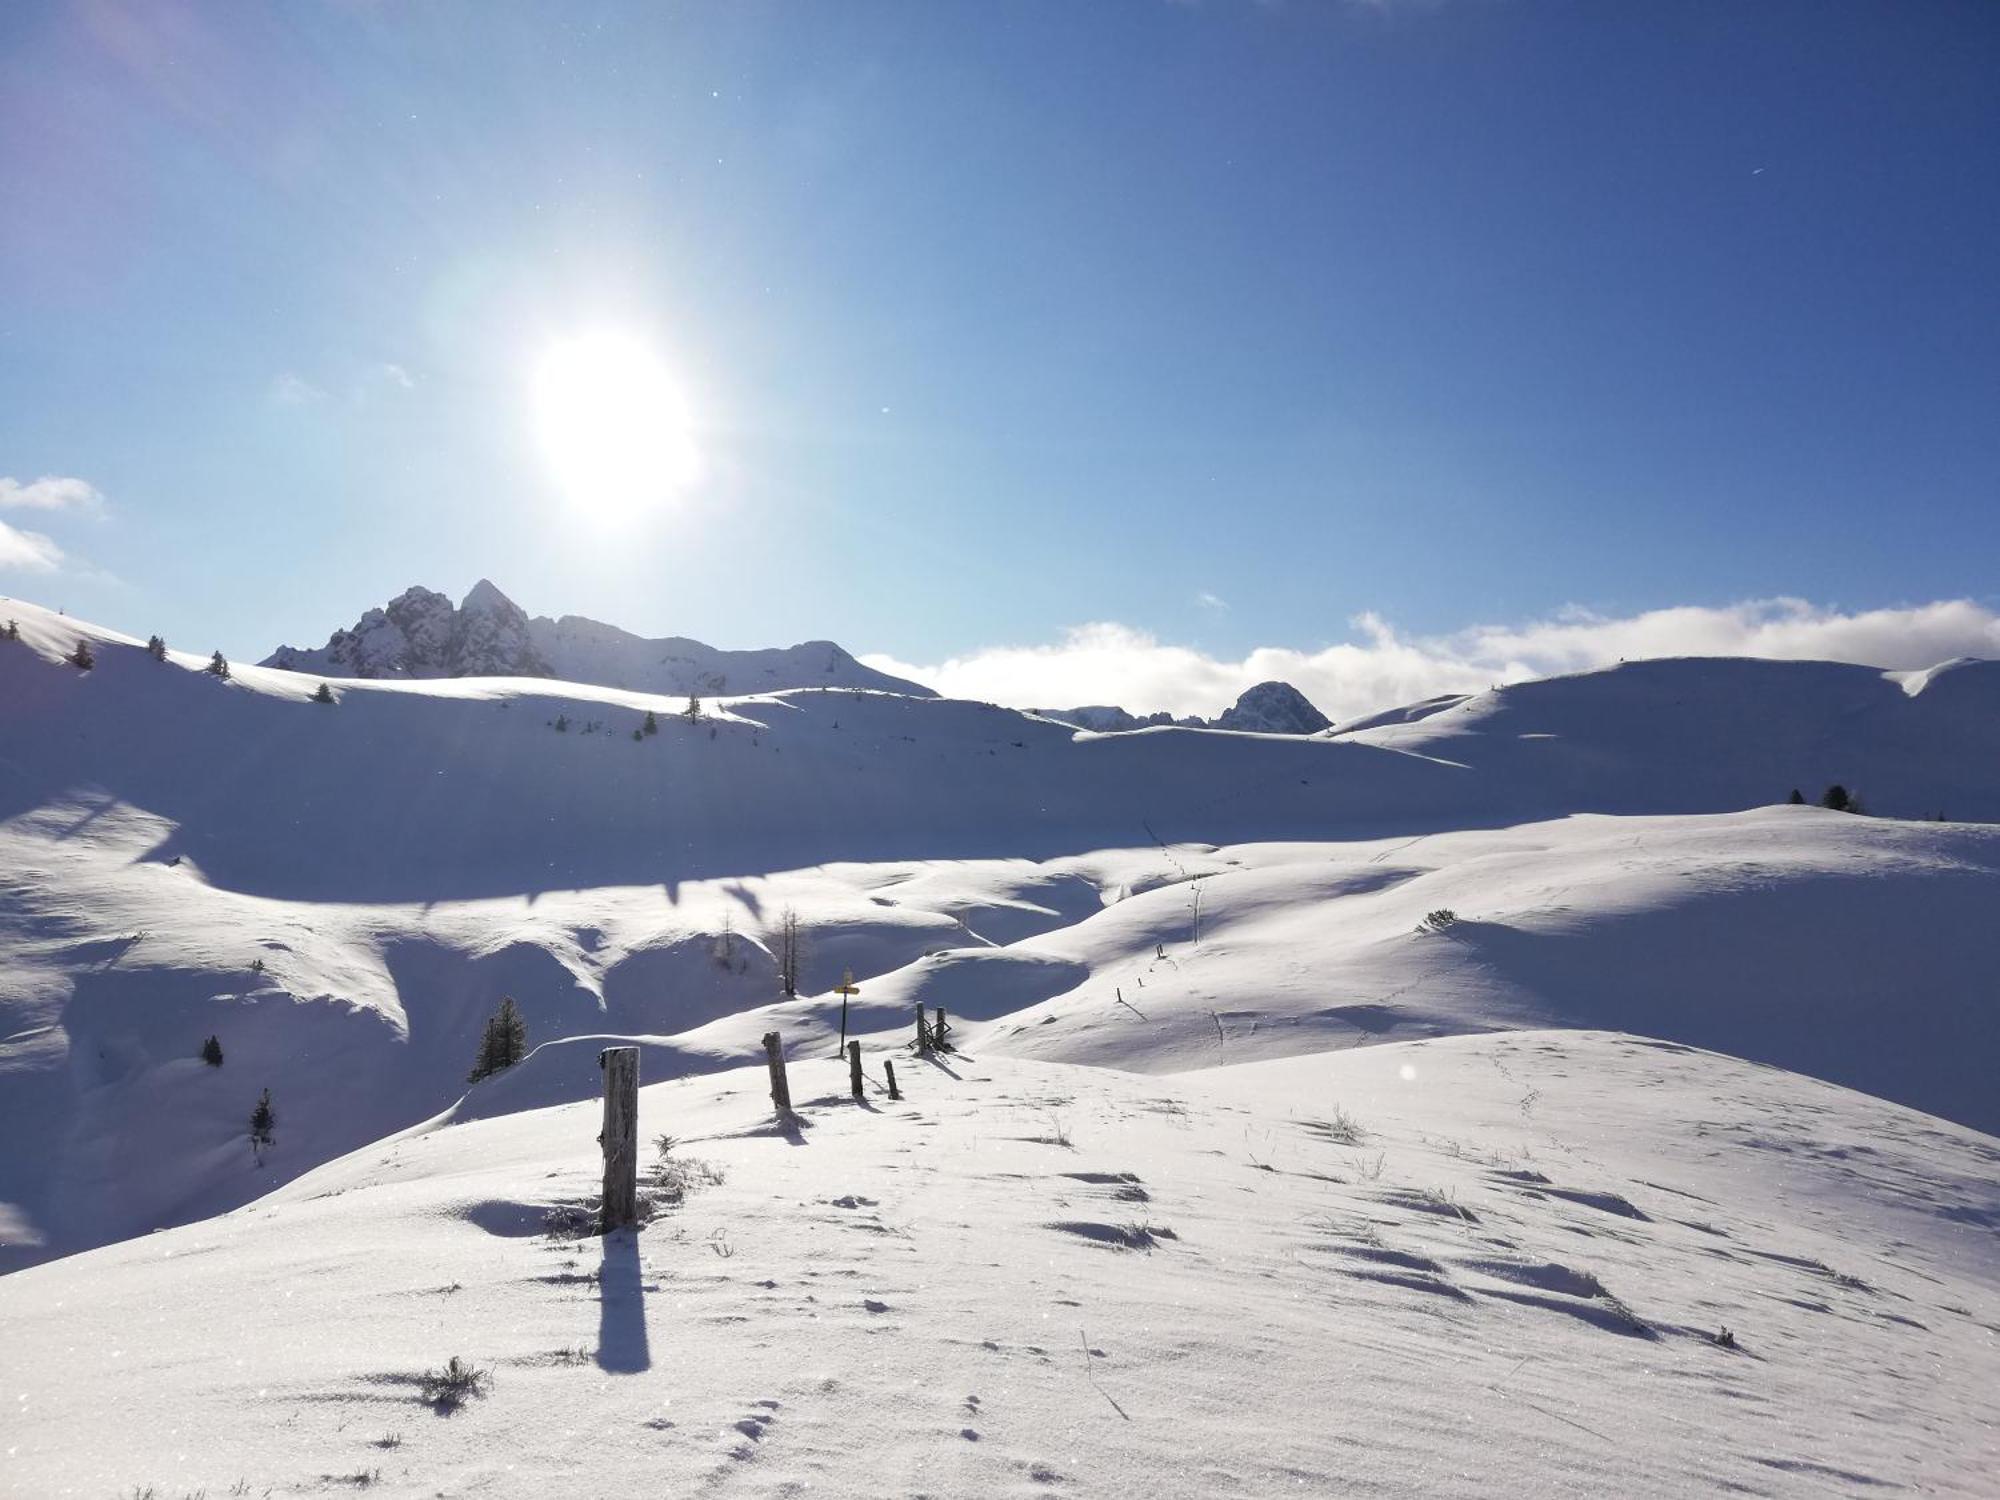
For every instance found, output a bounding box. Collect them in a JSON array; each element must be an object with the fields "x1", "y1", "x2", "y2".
[{"x1": 834, "y1": 969, "x2": 861, "y2": 1055}]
